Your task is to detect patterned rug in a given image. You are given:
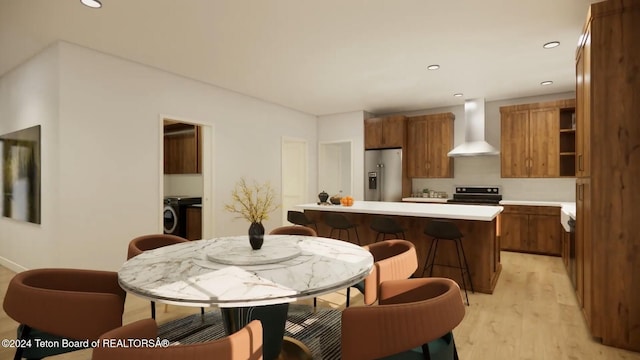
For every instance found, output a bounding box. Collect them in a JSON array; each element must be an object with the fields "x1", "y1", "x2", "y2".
[{"x1": 157, "y1": 304, "x2": 341, "y2": 359}]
